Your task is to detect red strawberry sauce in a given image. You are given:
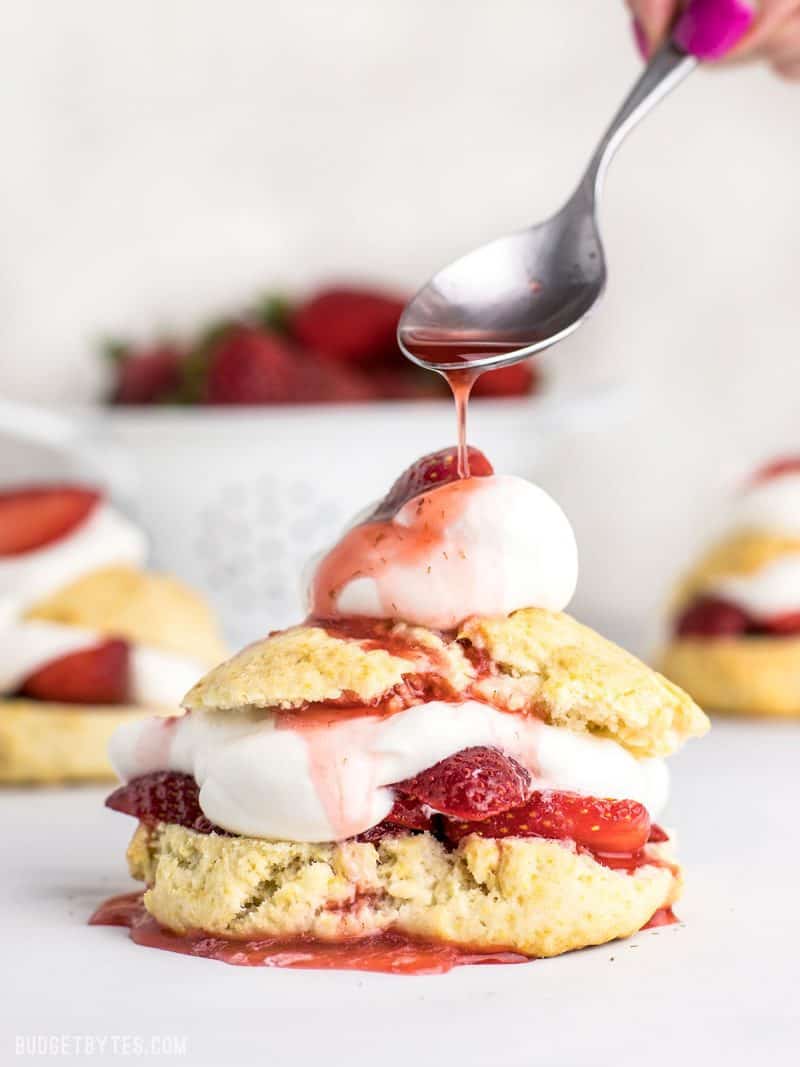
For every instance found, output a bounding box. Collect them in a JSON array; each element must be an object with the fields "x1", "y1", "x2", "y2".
[
  {"x1": 89, "y1": 893, "x2": 529, "y2": 974},
  {"x1": 90, "y1": 892, "x2": 675, "y2": 973},
  {"x1": 311, "y1": 476, "x2": 490, "y2": 621}
]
